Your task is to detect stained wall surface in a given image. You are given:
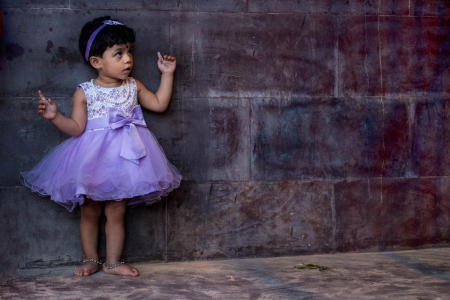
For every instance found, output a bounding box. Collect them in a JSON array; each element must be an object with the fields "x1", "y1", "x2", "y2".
[{"x1": 0, "y1": 0, "x2": 449, "y2": 274}]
